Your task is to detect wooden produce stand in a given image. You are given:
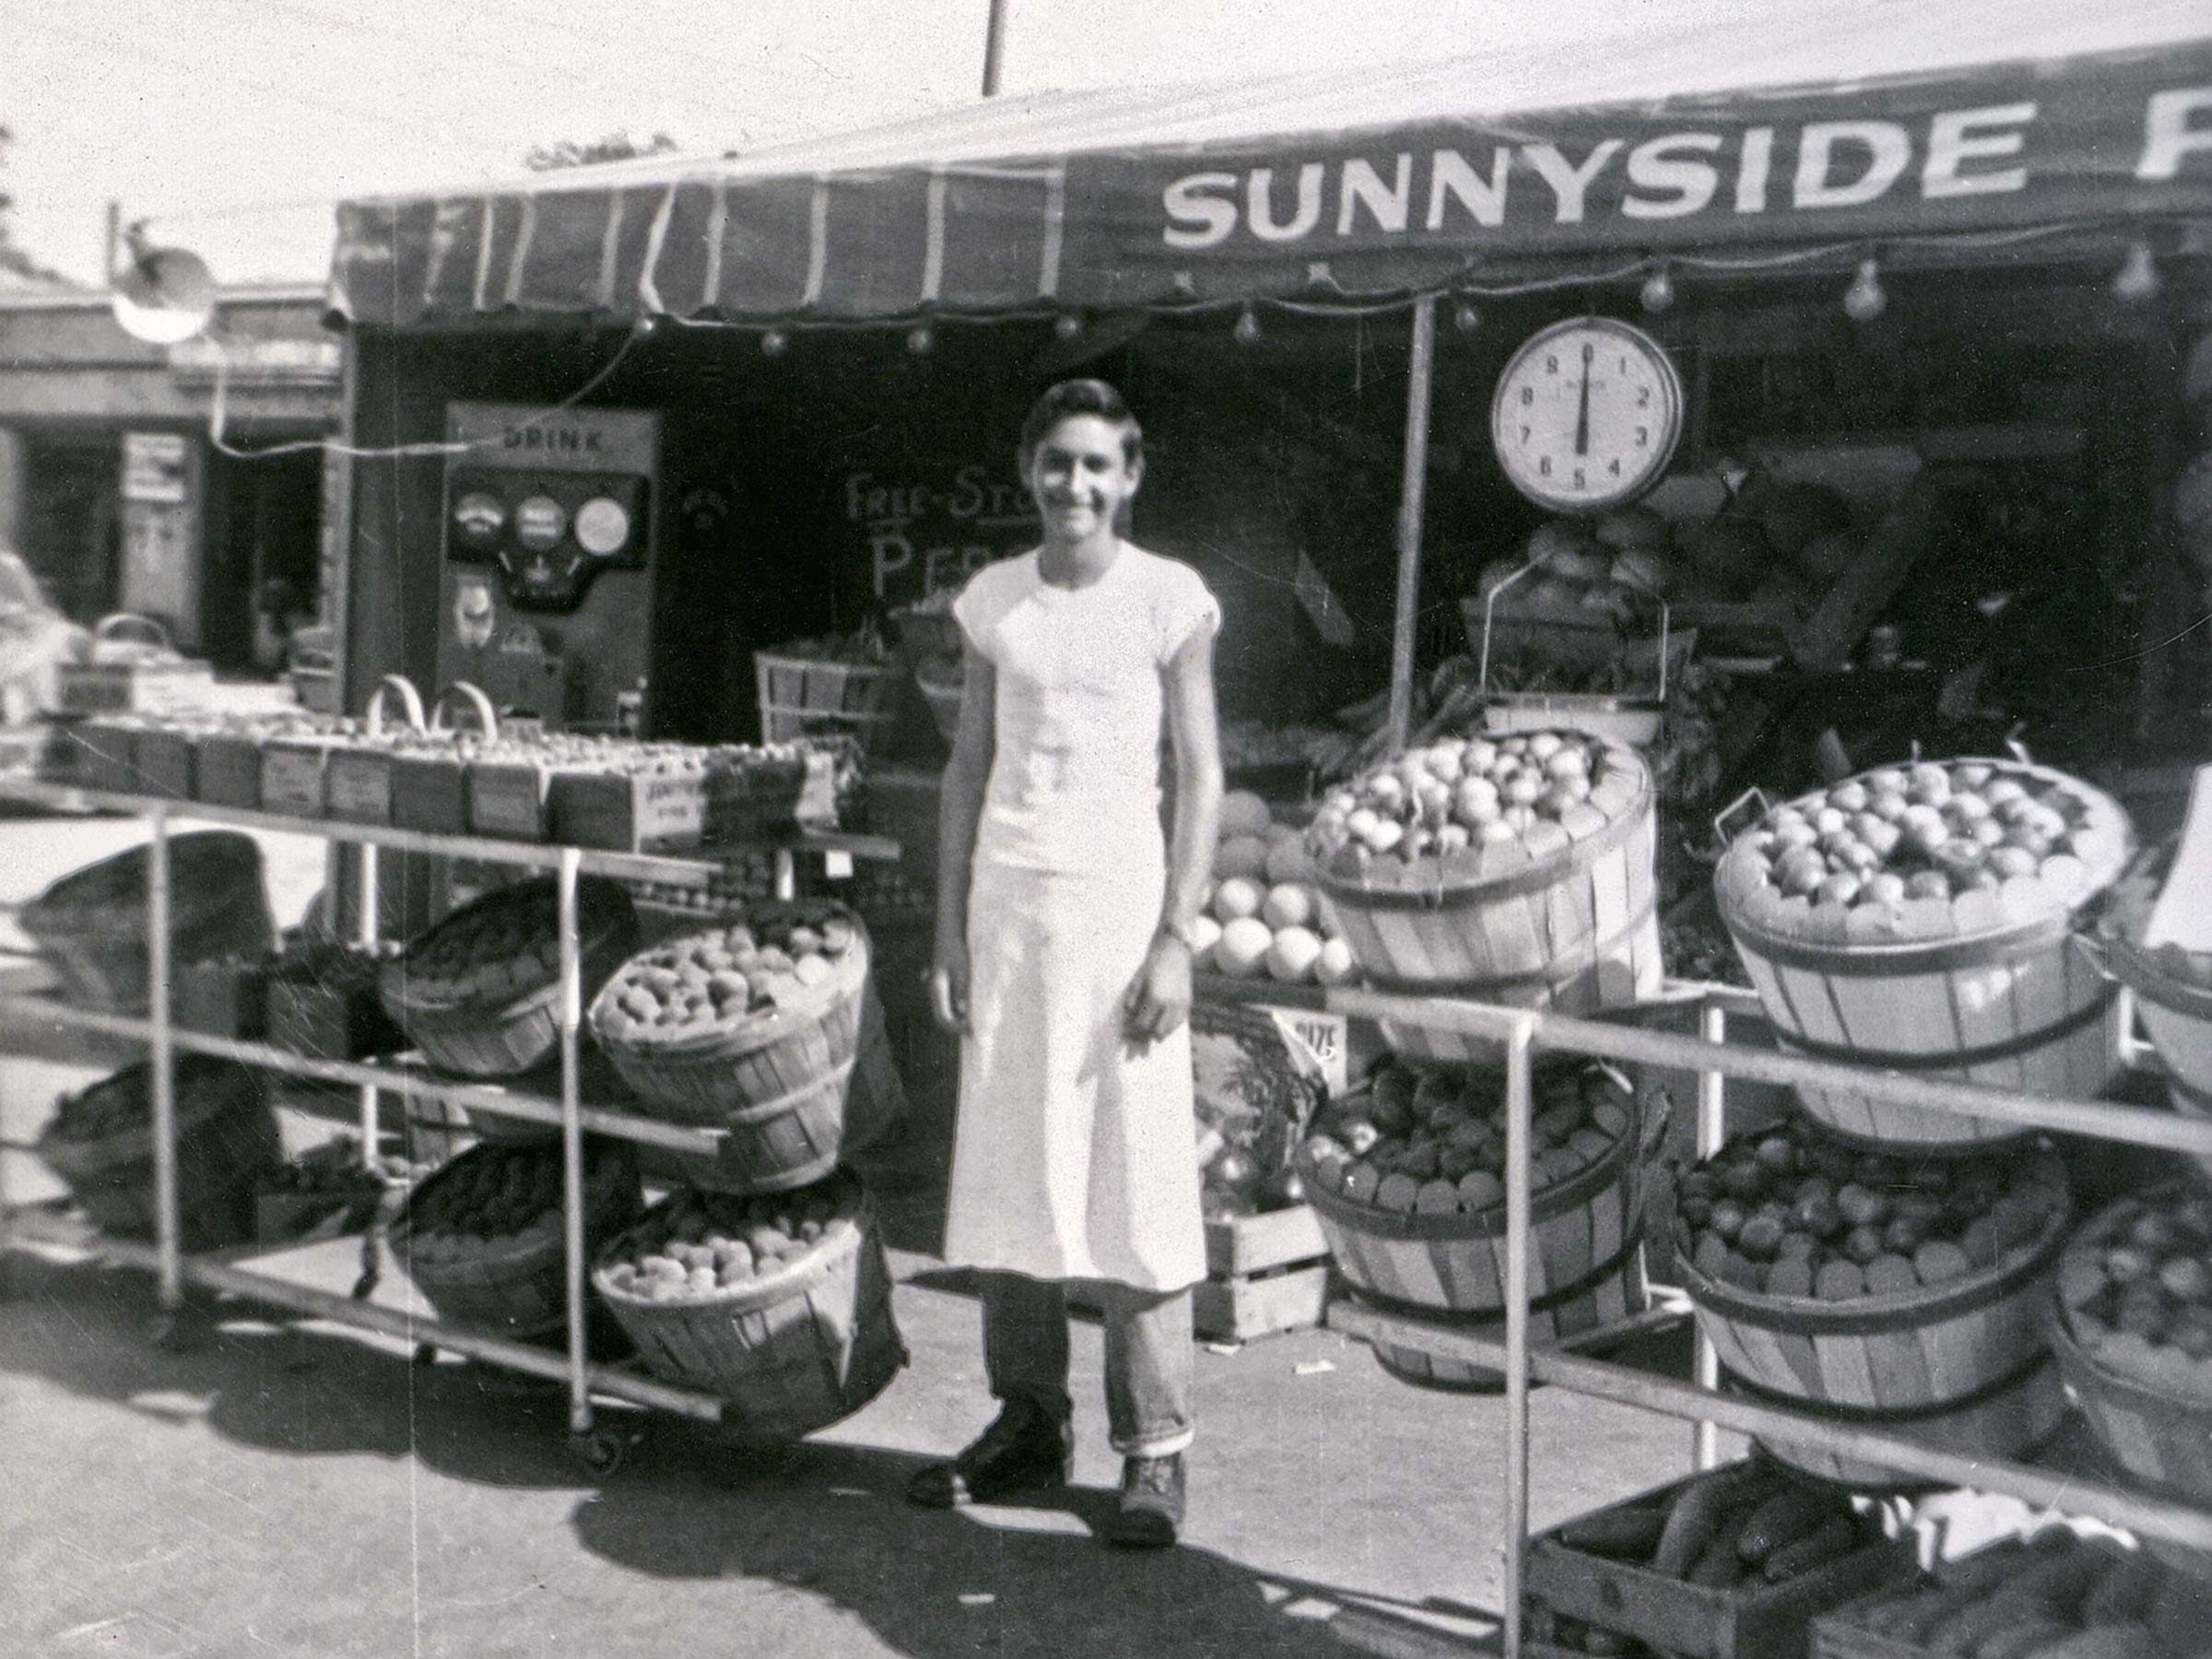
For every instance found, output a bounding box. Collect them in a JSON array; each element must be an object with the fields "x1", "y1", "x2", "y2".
[{"x1": 0, "y1": 773, "x2": 898, "y2": 1474}]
